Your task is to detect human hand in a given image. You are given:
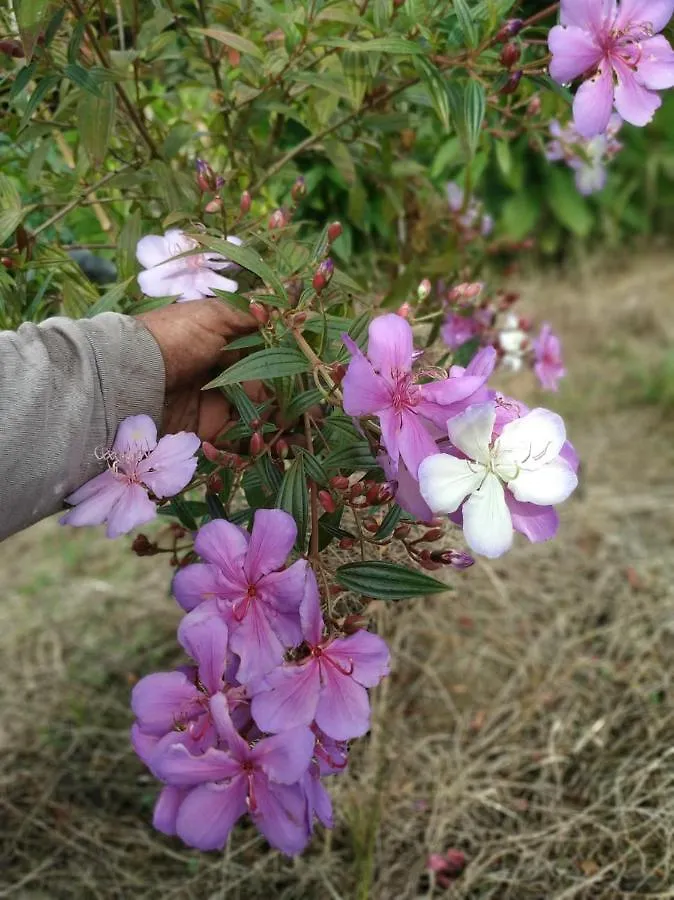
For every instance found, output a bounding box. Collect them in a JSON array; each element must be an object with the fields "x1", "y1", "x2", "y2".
[{"x1": 137, "y1": 299, "x2": 264, "y2": 441}]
